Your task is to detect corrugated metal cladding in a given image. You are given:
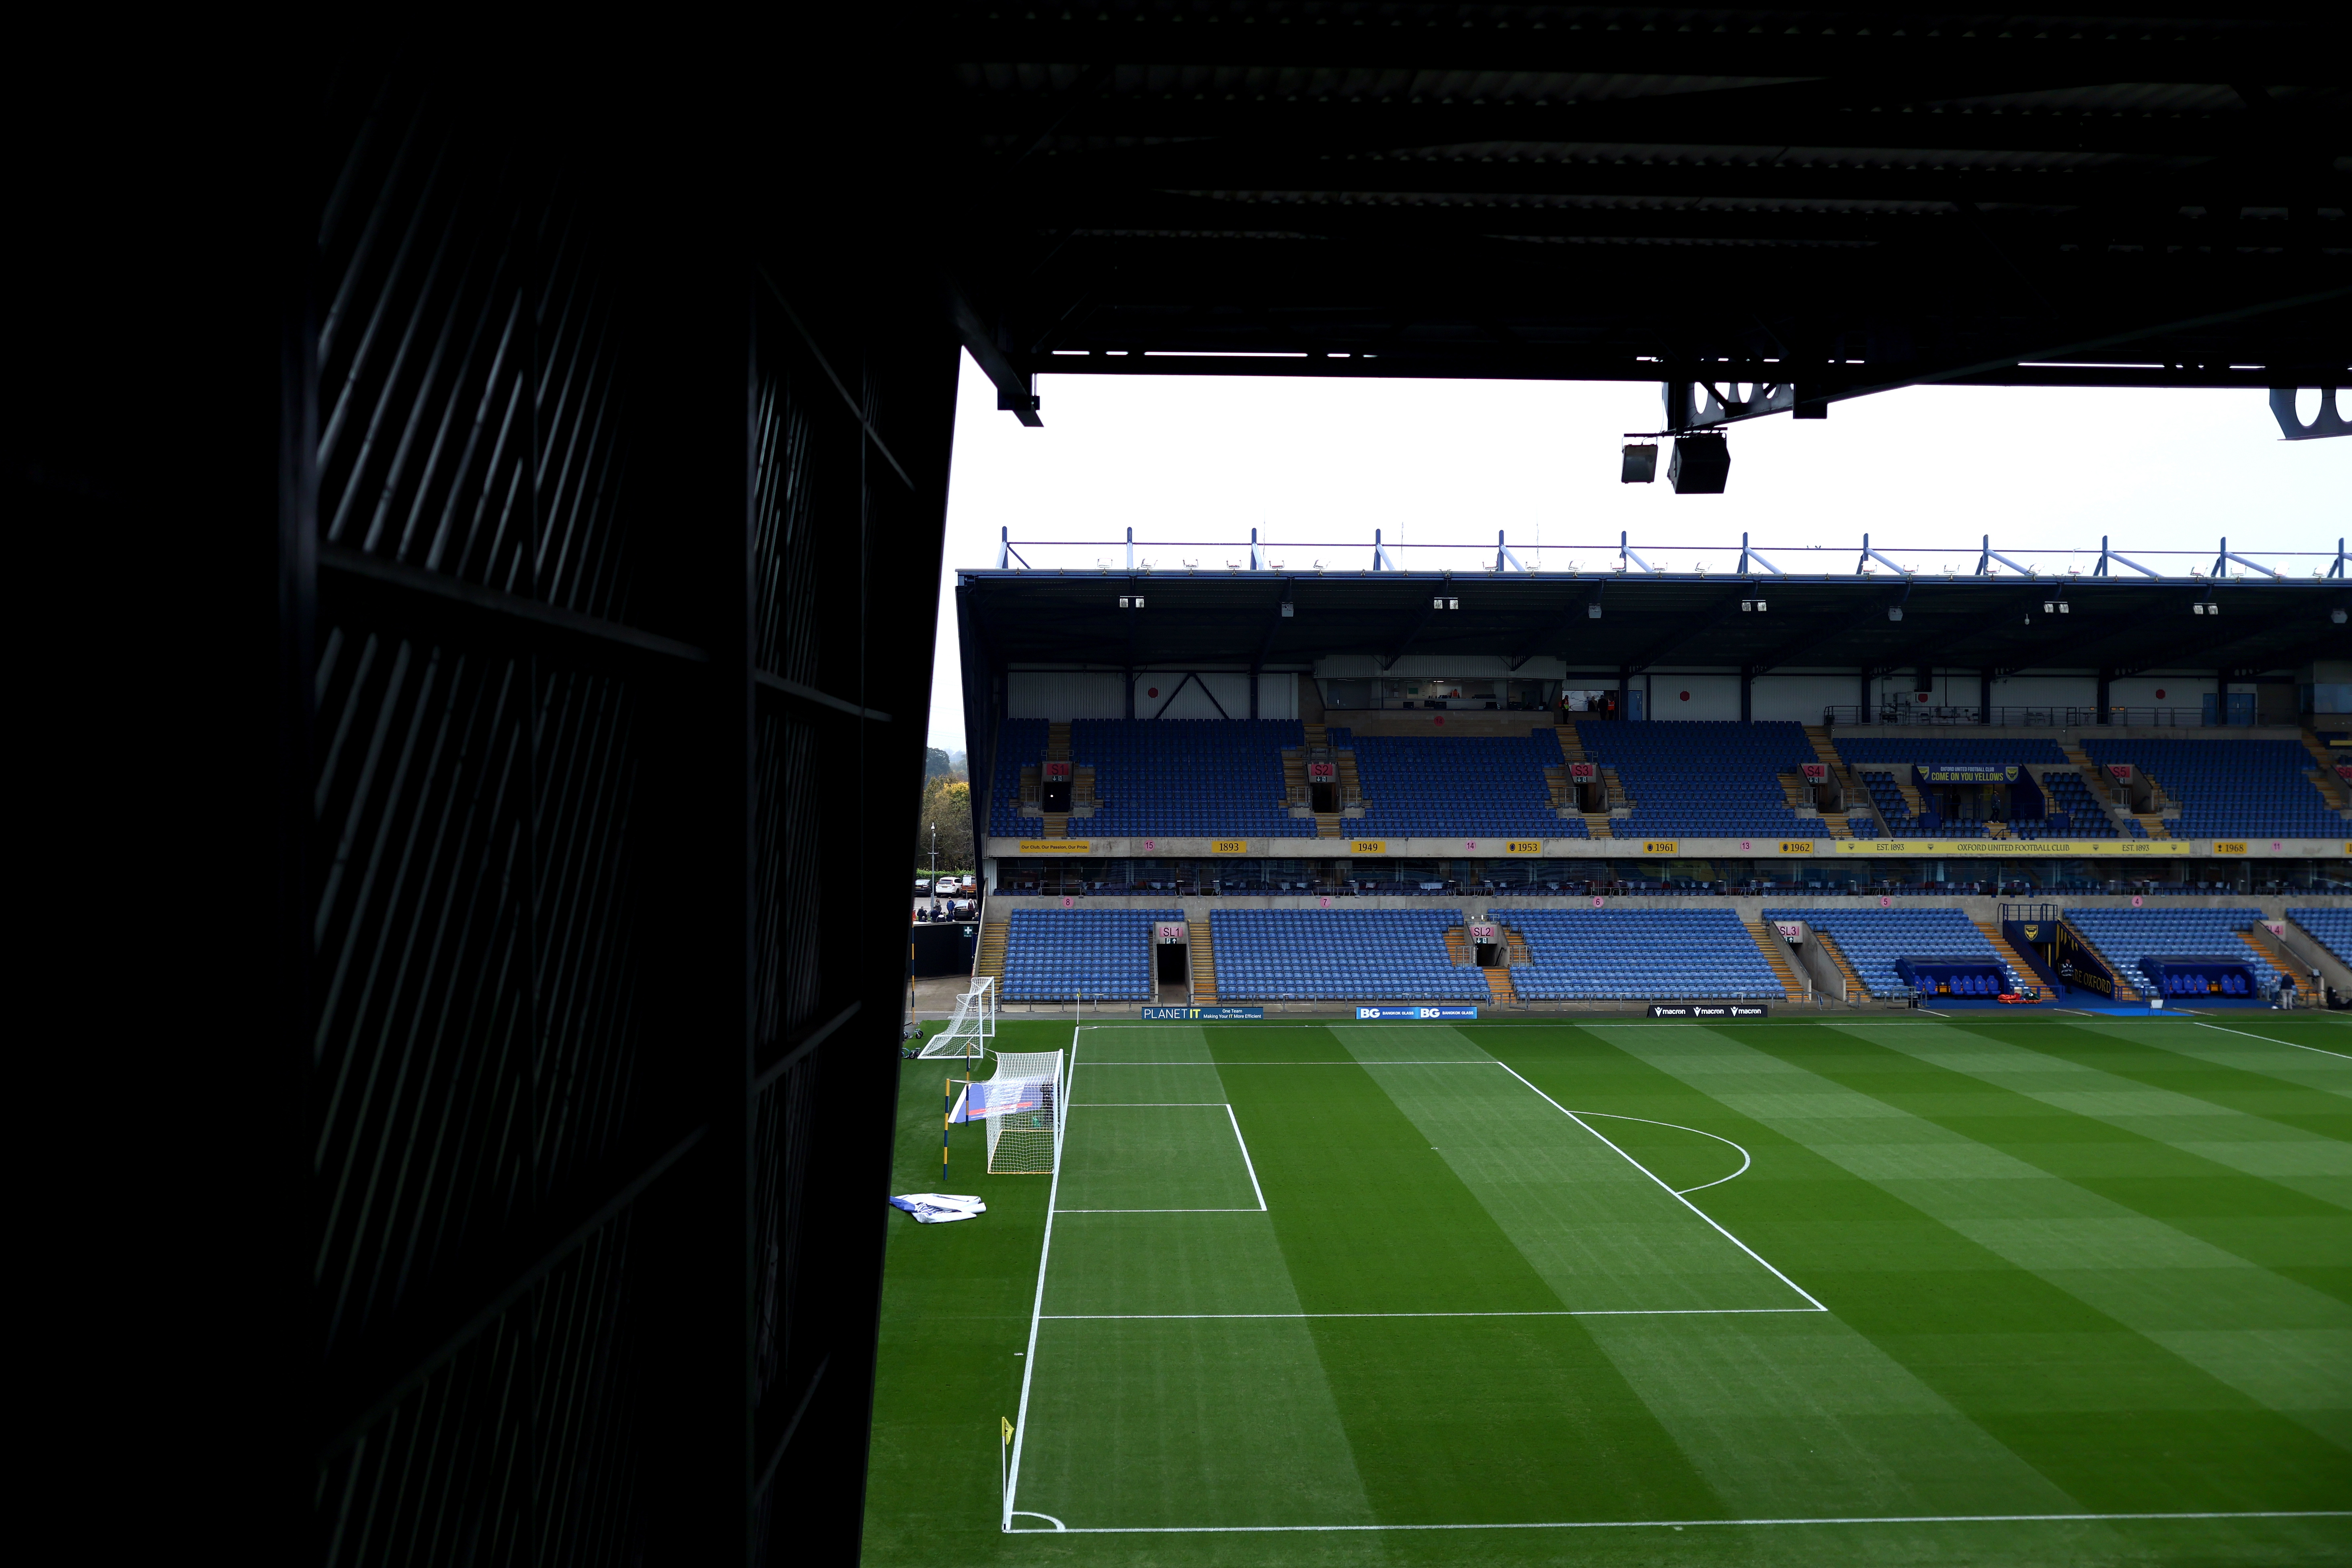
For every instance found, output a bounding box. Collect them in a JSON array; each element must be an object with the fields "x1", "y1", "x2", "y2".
[{"x1": 286, "y1": 51, "x2": 956, "y2": 1568}]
